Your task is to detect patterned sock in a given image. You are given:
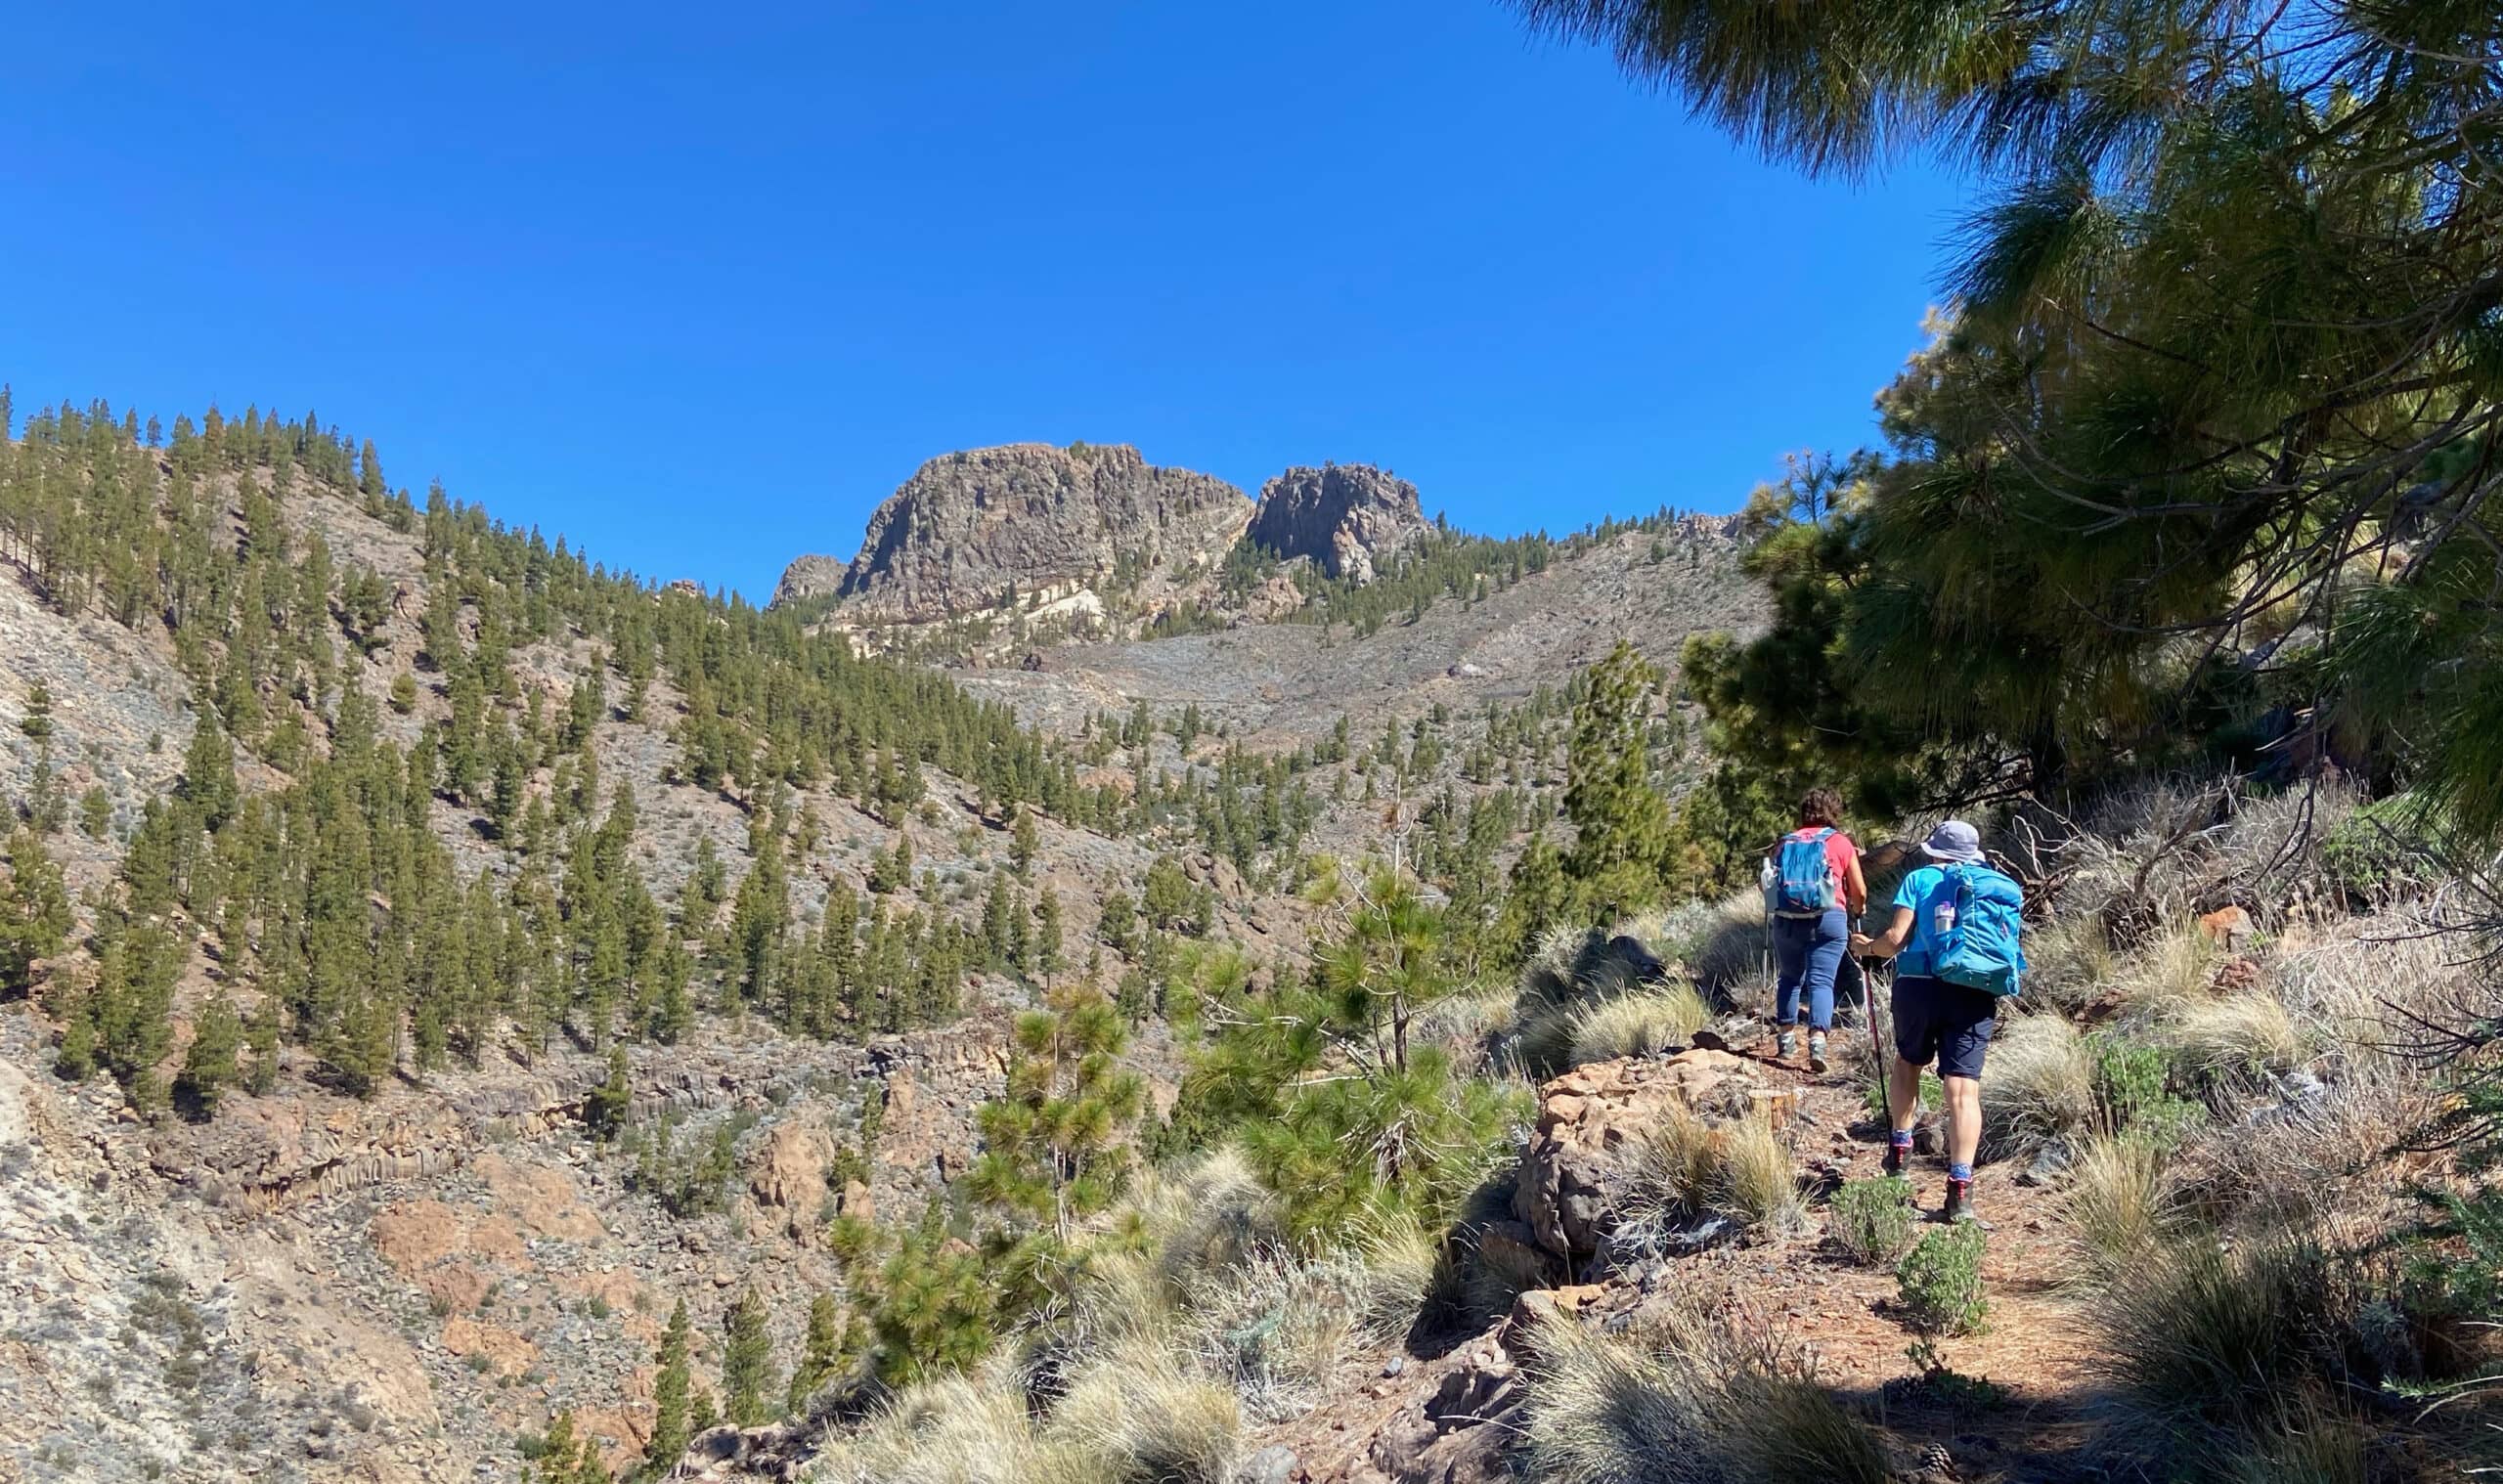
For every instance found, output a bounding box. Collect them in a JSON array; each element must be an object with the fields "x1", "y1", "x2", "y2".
[
  {"x1": 1948, "y1": 1161, "x2": 1973, "y2": 1182},
  {"x1": 1890, "y1": 1130, "x2": 1914, "y2": 1151}
]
